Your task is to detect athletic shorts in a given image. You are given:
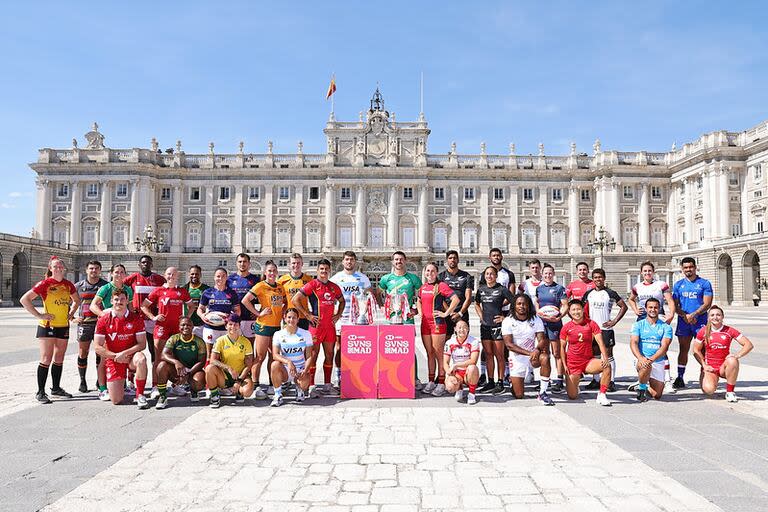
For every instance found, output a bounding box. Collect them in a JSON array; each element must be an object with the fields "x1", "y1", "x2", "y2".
[
  {"x1": 453, "y1": 368, "x2": 467, "y2": 381},
  {"x1": 310, "y1": 324, "x2": 337, "y2": 344},
  {"x1": 223, "y1": 369, "x2": 236, "y2": 388},
  {"x1": 544, "y1": 321, "x2": 563, "y2": 341},
  {"x1": 508, "y1": 353, "x2": 533, "y2": 378},
  {"x1": 480, "y1": 325, "x2": 503, "y2": 341},
  {"x1": 105, "y1": 359, "x2": 129, "y2": 382},
  {"x1": 592, "y1": 330, "x2": 616, "y2": 355},
  {"x1": 77, "y1": 323, "x2": 97, "y2": 342},
  {"x1": 420, "y1": 318, "x2": 446, "y2": 336},
  {"x1": 675, "y1": 316, "x2": 707, "y2": 338},
  {"x1": 192, "y1": 325, "x2": 205, "y2": 339},
  {"x1": 297, "y1": 318, "x2": 310, "y2": 331},
  {"x1": 649, "y1": 359, "x2": 665, "y2": 381},
  {"x1": 567, "y1": 357, "x2": 593, "y2": 376},
  {"x1": 282, "y1": 363, "x2": 305, "y2": 383},
  {"x1": 144, "y1": 319, "x2": 156, "y2": 335},
  {"x1": 36, "y1": 325, "x2": 69, "y2": 340},
  {"x1": 202, "y1": 327, "x2": 226, "y2": 345},
  {"x1": 153, "y1": 323, "x2": 178, "y2": 341},
  {"x1": 253, "y1": 323, "x2": 279, "y2": 337},
  {"x1": 240, "y1": 321, "x2": 256, "y2": 338}
]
